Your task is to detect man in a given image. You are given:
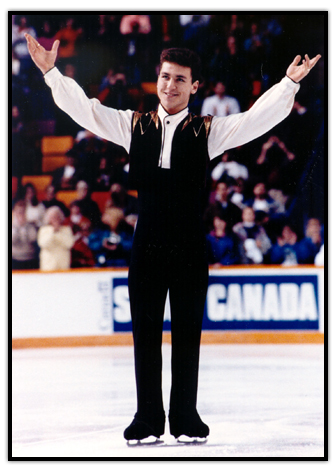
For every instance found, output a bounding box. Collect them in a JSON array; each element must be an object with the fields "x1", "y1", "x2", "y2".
[
  {"x1": 201, "y1": 81, "x2": 240, "y2": 117},
  {"x1": 25, "y1": 33, "x2": 320, "y2": 442}
]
